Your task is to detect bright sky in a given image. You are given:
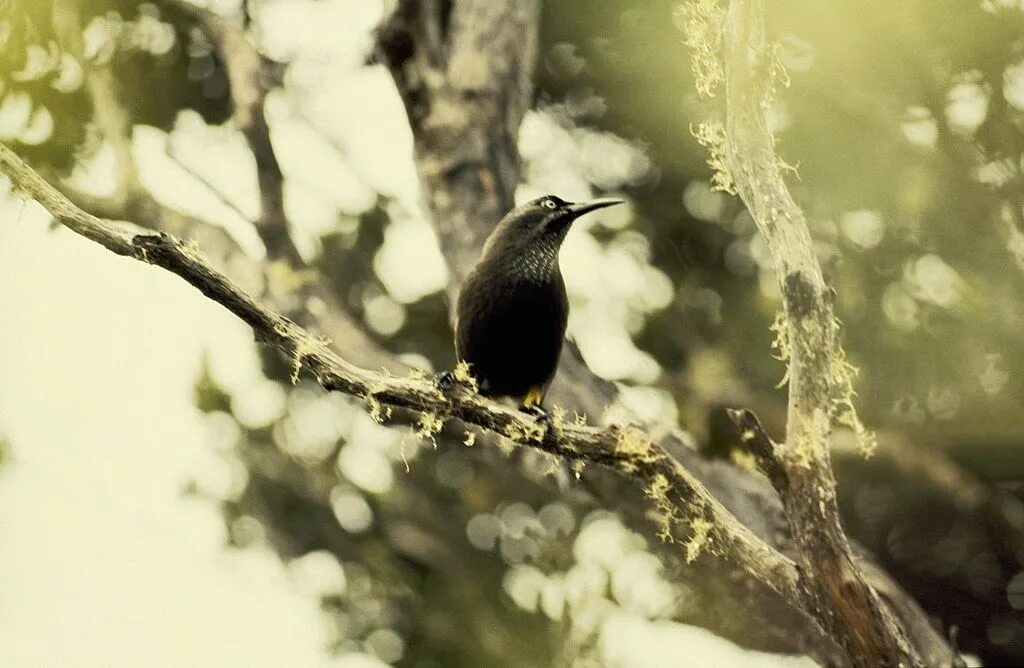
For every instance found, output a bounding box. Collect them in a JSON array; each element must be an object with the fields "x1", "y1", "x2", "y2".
[{"x1": 0, "y1": 196, "x2": 364, "y2": 667}]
